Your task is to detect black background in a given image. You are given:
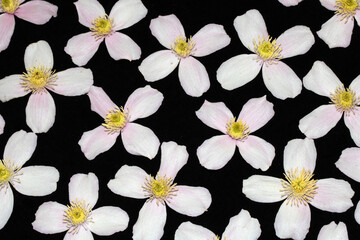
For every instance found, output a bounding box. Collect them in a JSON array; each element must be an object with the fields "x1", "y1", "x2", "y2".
[{"x1": 1, "y1": 0, "x2": 360, "y2": 239}]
